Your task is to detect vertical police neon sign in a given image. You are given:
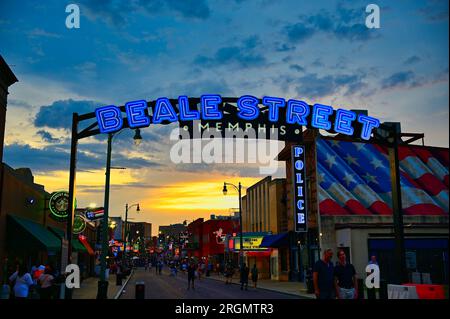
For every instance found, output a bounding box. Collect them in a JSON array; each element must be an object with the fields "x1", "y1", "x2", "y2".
[{"x1": 292, "y1": 145, "x2": 307, "y2": 232}]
